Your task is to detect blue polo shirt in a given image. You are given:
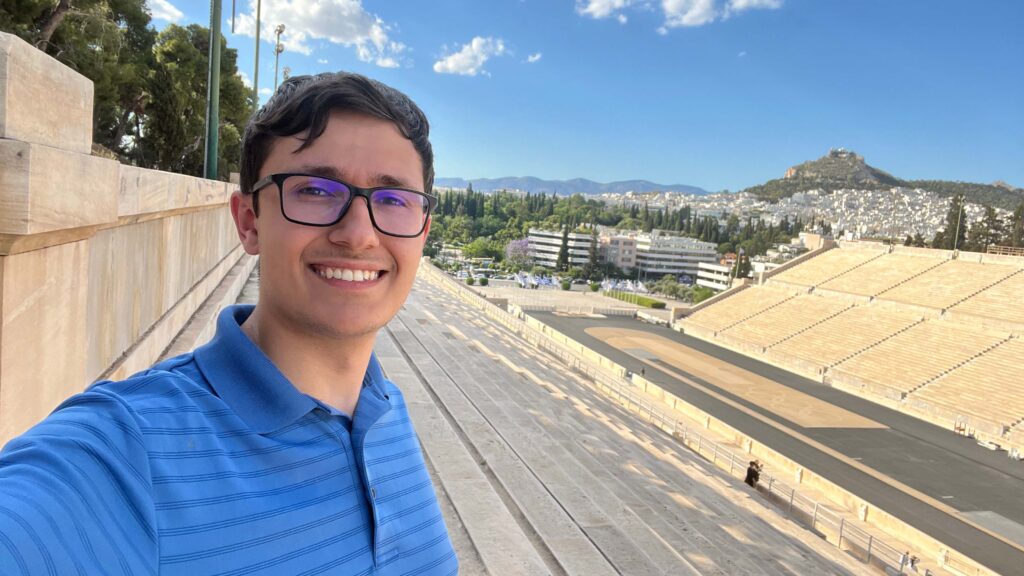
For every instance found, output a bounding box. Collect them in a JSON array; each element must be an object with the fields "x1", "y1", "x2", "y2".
[{"x1": 0, "y1": 305, "x2": 457, "y2": 575}]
